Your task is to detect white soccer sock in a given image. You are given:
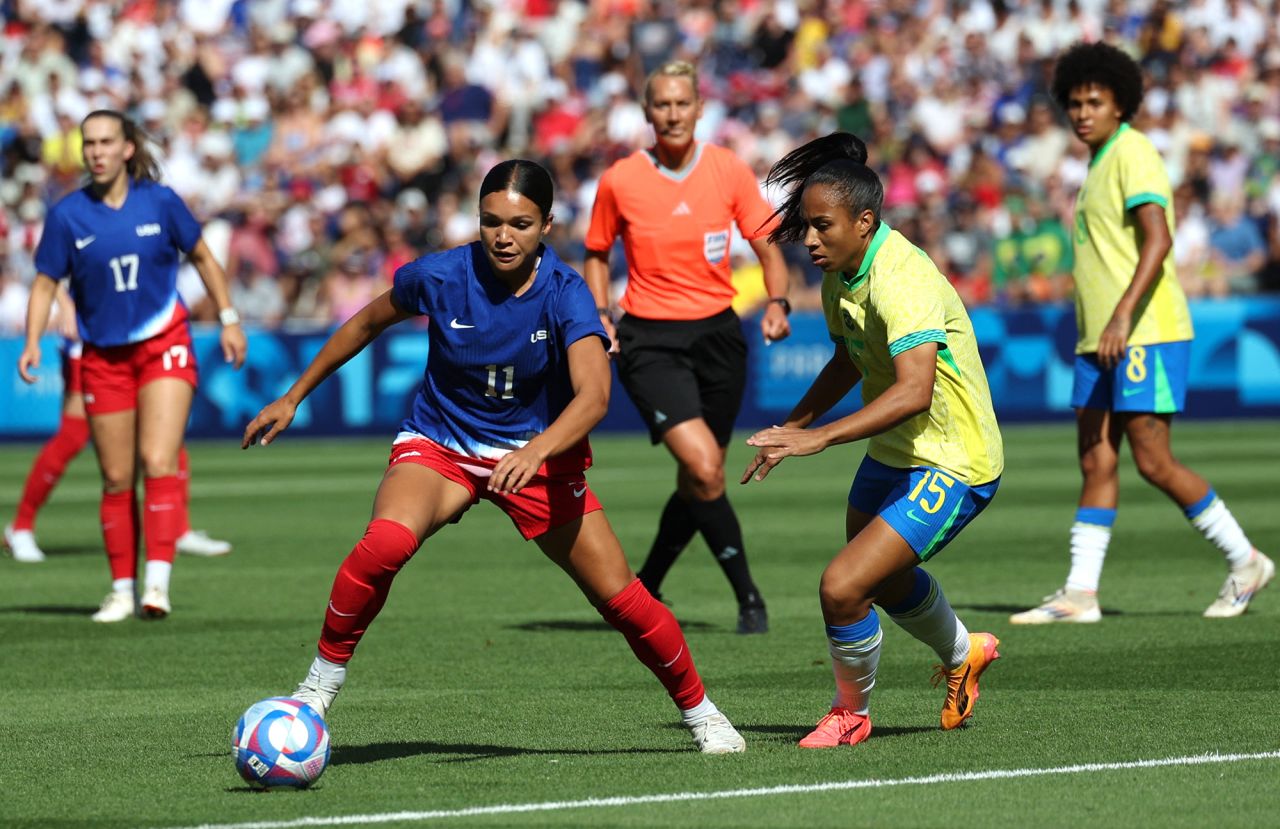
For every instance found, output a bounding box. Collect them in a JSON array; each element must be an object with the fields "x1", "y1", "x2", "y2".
[
  {"x1": 1190, "y1": 498, "x2": 1254, "y2": 570},
  {"x1": 884, "y1": 572, "x2": 970, "y2": 669},
  {"x1": 1066, "y1": 522, "x2": 1111, "y2": 594},
  {"x1": 144, "y1": 560, "x2": 172, "y2": 592},
  {"x1": 680, "y1": 695, "x2": 719, "y2": 726},
  {"x1": 308, "y1": 653, "x2": 347, "y2": 683},
  {"x1": 111, "y1": 577, "x2": 135, "y2": 594},
  {"x1": 826, "y1": 614, "x2": 882, "y2": 716}
]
